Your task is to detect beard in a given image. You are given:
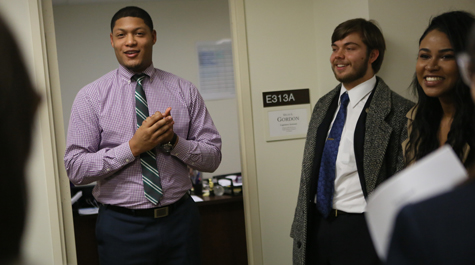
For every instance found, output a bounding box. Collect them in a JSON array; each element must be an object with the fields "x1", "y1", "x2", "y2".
[{"x1": 333, "y1": 55, "x2": 370, "y2": 84}]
